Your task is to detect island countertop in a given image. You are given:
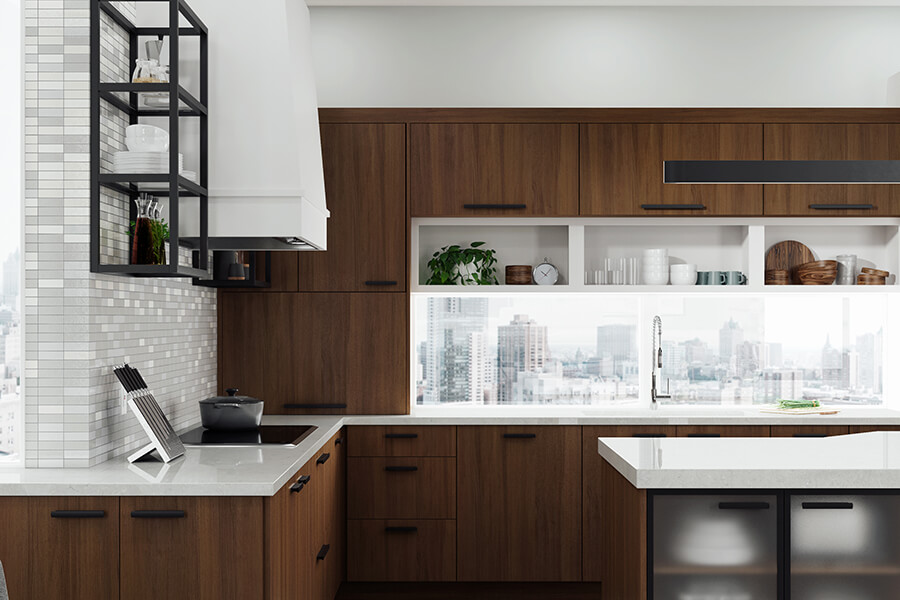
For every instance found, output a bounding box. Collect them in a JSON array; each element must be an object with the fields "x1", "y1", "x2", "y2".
[{"x1": 598, "y1": 432, "x2": 900, "y2": 489}]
